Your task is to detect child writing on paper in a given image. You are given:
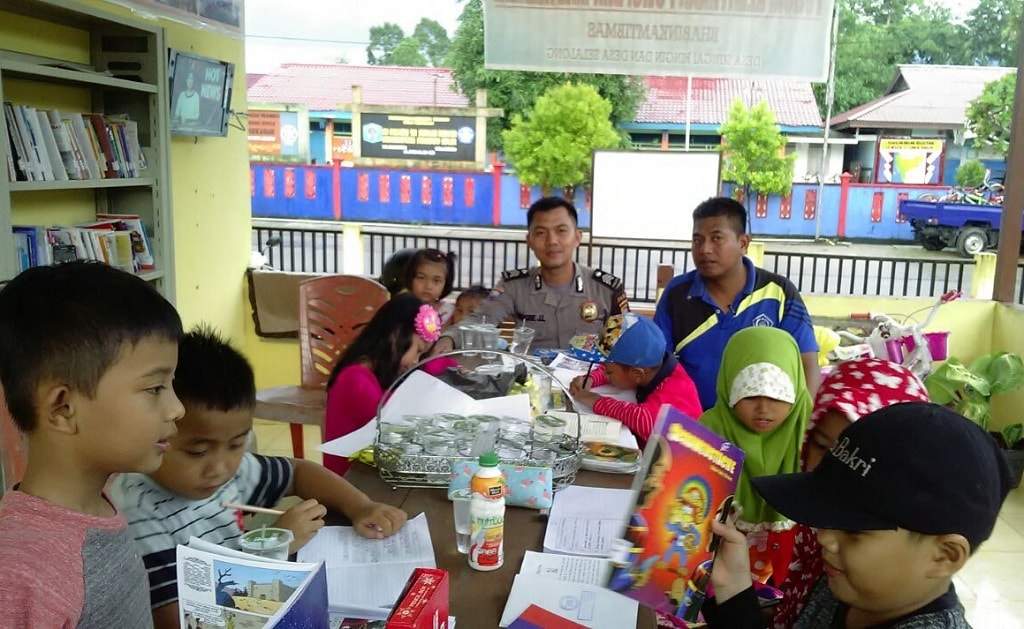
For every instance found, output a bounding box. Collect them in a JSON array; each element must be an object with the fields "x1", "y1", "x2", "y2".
[
  {"x1": 0, "y1": 262, "x2": 184, "y2": 627},
  {"x1": 569, "y1": 313, "x2": 702, "y2": 445},
  {"x1": 771, "y1": 358, "x2": 930, "y2": 628},
  {"x1": 323, "y1": 294, "x2": 443, "y2": 476},
  {"x1": 699, "y1": 326, "x2": 812, "y2": 588},
  {"x1": 401, "y1": 248, "x2": 458, "y2": 327},
  {"x1": 110, "y1": 326, "x2": 407, "y2": 629}
]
